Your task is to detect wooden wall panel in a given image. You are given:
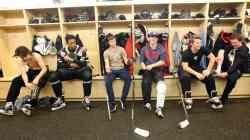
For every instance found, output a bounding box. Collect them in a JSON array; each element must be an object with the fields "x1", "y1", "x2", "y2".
[{"x1": 0, "y1": 77, "x2": 249, "y2": 101}]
